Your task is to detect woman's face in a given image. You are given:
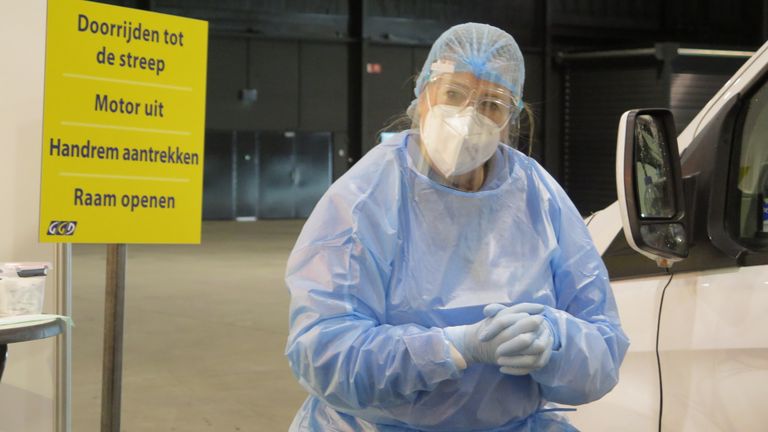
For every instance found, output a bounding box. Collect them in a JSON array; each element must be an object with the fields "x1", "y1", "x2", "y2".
[{"x1": 415, "y1": 72, "x2": 518, "y2": 191}]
